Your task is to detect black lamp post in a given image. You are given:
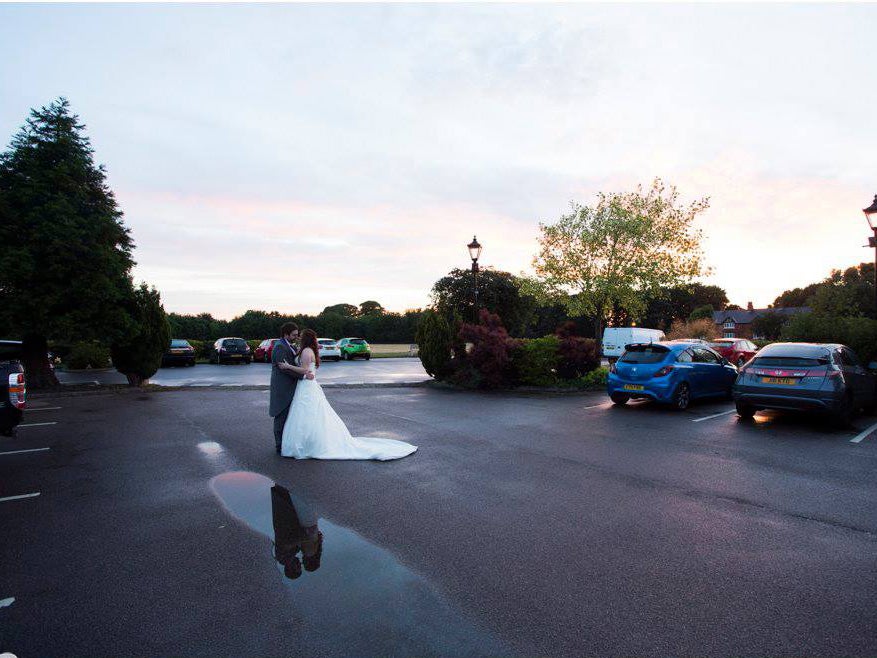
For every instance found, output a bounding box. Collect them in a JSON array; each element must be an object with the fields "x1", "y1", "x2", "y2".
[
  {"x1": 863, "y1": 195, "x2": 877, "y2": 315},
  {"x1": 467, "y1": 235, "x2": 482, "y2": 321}
]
